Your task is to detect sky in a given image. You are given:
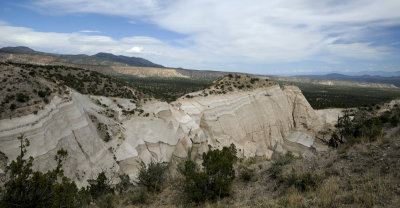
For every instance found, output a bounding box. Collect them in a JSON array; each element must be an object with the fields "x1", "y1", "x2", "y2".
[{"x1": 0, "y1": 0, "x2": 400, "y2": 75}]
